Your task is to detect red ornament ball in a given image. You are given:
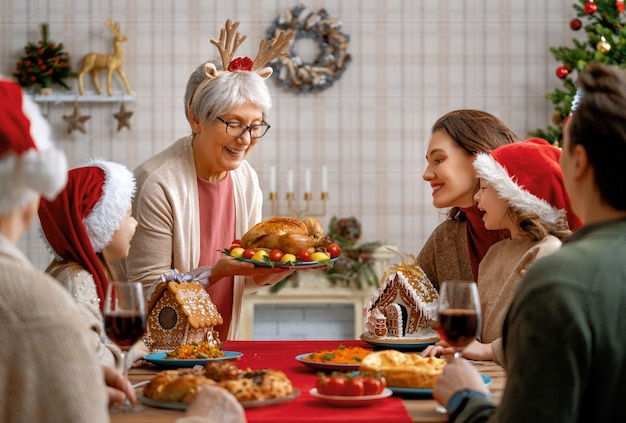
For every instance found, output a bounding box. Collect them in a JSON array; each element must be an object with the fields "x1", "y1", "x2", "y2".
[
  {"x1": 556, "y1": 66, "x2": 569, "y2": 79},
  {"x1": 570, "y1": 18, "x2": 582, "y2": 31},
  {"x1": 584, "y1": 1, "x2": 598, "y2": 14}
]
